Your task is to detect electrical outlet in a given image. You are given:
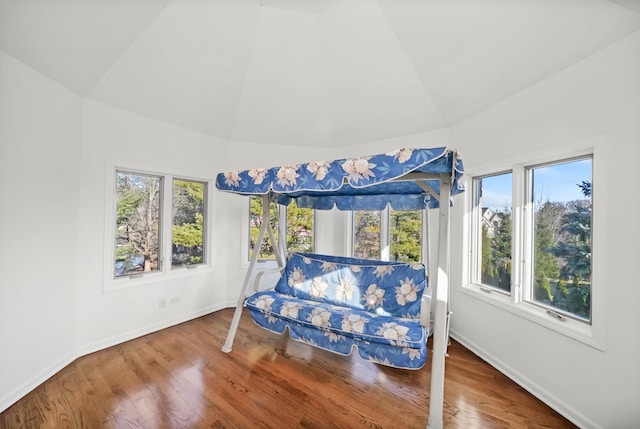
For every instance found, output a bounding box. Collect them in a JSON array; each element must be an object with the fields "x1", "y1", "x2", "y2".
[
  {"x1": 159, "y1": 298, "x2": 167, "y2": 308},
  {"x1": 170, "y1": 296, "x2": 180, "y2": 304}
]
